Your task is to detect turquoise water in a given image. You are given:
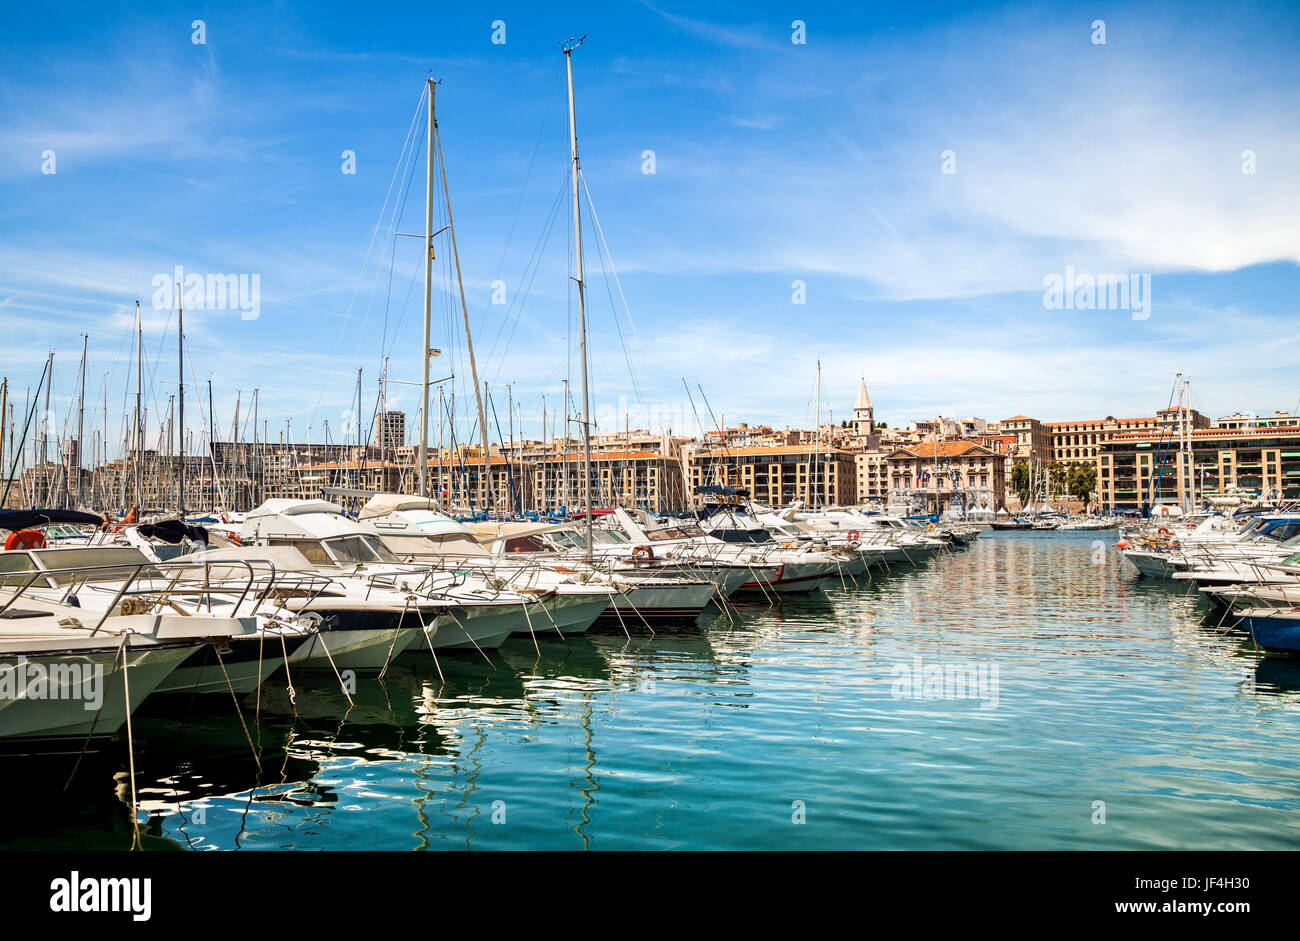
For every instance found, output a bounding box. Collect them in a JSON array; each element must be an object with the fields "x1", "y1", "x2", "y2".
[{"x1": 8, "y1": 530, "x2": 1300, "y2": 850}]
